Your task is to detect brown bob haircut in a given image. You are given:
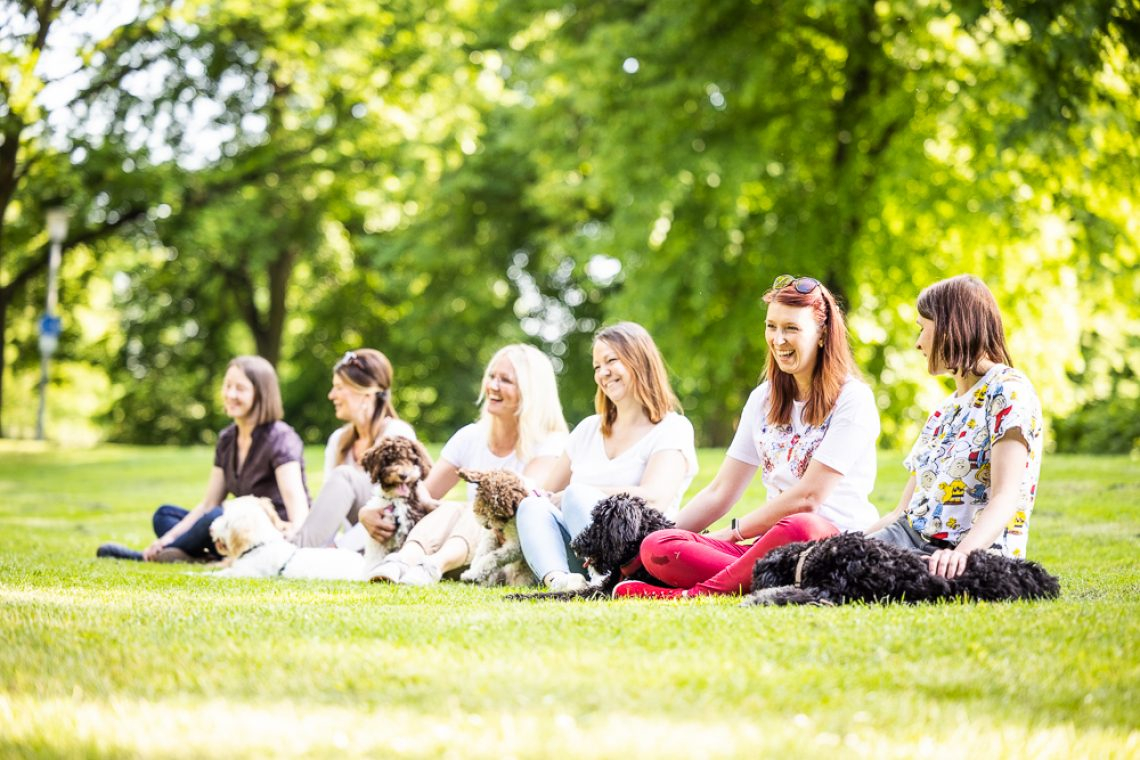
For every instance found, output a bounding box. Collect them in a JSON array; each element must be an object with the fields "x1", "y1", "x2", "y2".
[
  {"x1": 916, "y1": 275, "x2": 1013, "y2": 376},
  {"x1": 593, "y1": 322, "x2": 682, "y2": 437},
  {"x1": 227, "y1": 355, "x2": 284, "y2": 427},
  {"x1": 763, "y1": 278, "x2": 858, "y2": 427}
]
